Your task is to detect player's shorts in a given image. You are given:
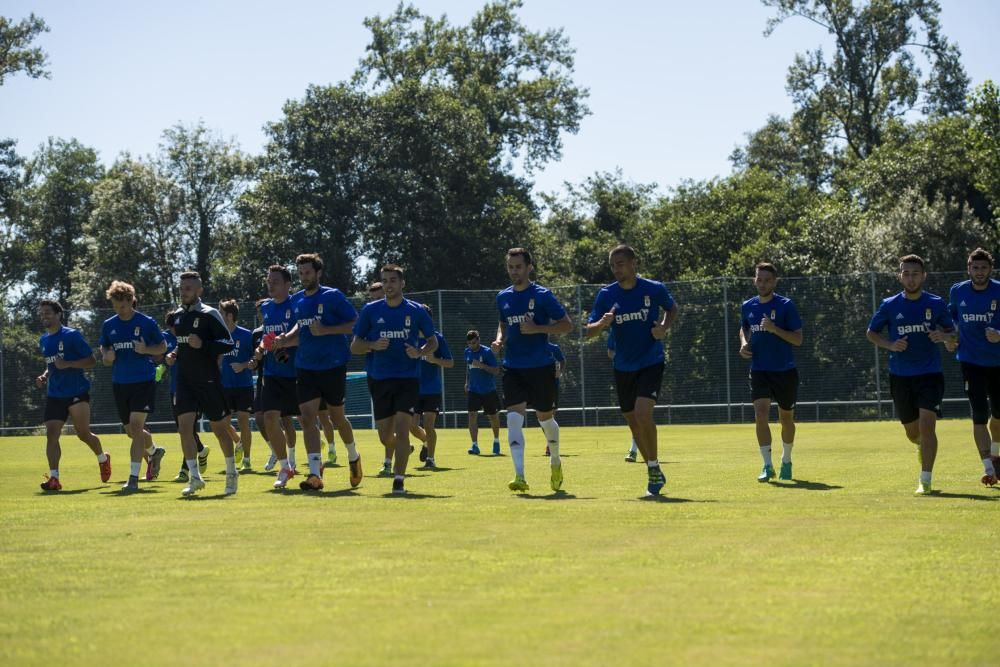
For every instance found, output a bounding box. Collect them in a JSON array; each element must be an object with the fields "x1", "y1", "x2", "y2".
[
  {"x1": 890, "y1": 372, "x2": 945, "y2": 424},
  {"x1": 503, "y1": 365, "x2": 557, "y2": 413},
  {"x1": 259, "y1": 375, "x2": 300, "y2": 416},
  {"x1": 296, "y1": 367, "x2": 346, "y2": 407},
  {"x1": 467, "y1": 391, "x2": 500, "y2": 415},
  {"x1": 44, "y1": 393, "x2": 90, "y2": 423},
  {"x1": 112, "y1": 381, "x2": 156, "y2": 424},
  {"x1": 416, "y1": 394, "x2": 442, "y2": 414},
  {"x1": 960, "y1": 362, "x2": 1000, "y2": 424},
  {"x1": 174, "y1": 378, "x2": 229, "y2": 423},
  {"x1": 749, "y1": 368, "x2": 799, "y2": 411},
  {"x1": 223, "y1": 386, "x2": 254, "y2": 413},
  {"x1": 253, "y1": 381, "x2": 264, "y2": 413},
  {"x1": 614, "y1": 361, "x2": 665, "y2": 413},
  {"x1": 370, "y1": 378, "x2": 419, "y2": 421}
]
